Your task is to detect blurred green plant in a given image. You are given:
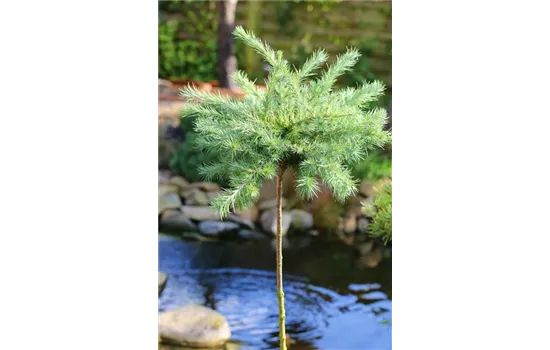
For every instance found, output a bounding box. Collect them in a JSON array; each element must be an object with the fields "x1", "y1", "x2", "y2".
[
  {"x1": 159, "y1": 21, "x2": 218, "y2": 80},
  {"x1": 363, "y1": 183, "x2": 392, "y2": 244},
  {"x1": 341, "y1": 40, "x2": 380, "y2": 84},
  {"x1": 169, "y1": 115, "x2": 228, "y2": 187},
  {"x1": 313, "y1": 201, "x2": 346, "y2": 232},
  {"x1": 278, "y1": 1, "x2": 392, "y2": 109},
  {"x1": 343, "y1": 39, "x2": 392, "y2": 108},
  {"x1": 158, "y1": 0, "x2": 391, "y2": 91},
  {"x1": 287, "y1": 39, "x2": 391, "y2": 108},
  {"x1": 158, "y1": 0, "x2": 220, "y2": 80},
  {"x1": 170, "y1": 133, "x2": 232, "y2": 187},
  {"x1": 351, "y1": 147, "x2": 392, "y2": 182}
]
